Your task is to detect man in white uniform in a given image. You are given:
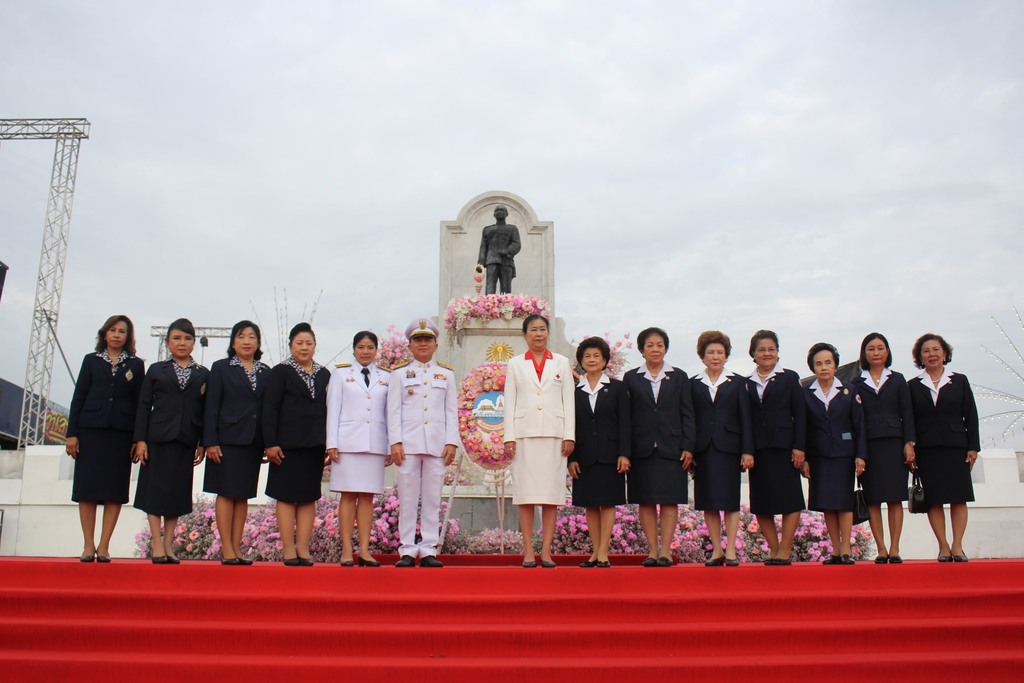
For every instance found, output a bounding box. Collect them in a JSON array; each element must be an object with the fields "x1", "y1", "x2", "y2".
[{"x1": 388, "y1": 319, "x2": 458, "y2": 567}]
